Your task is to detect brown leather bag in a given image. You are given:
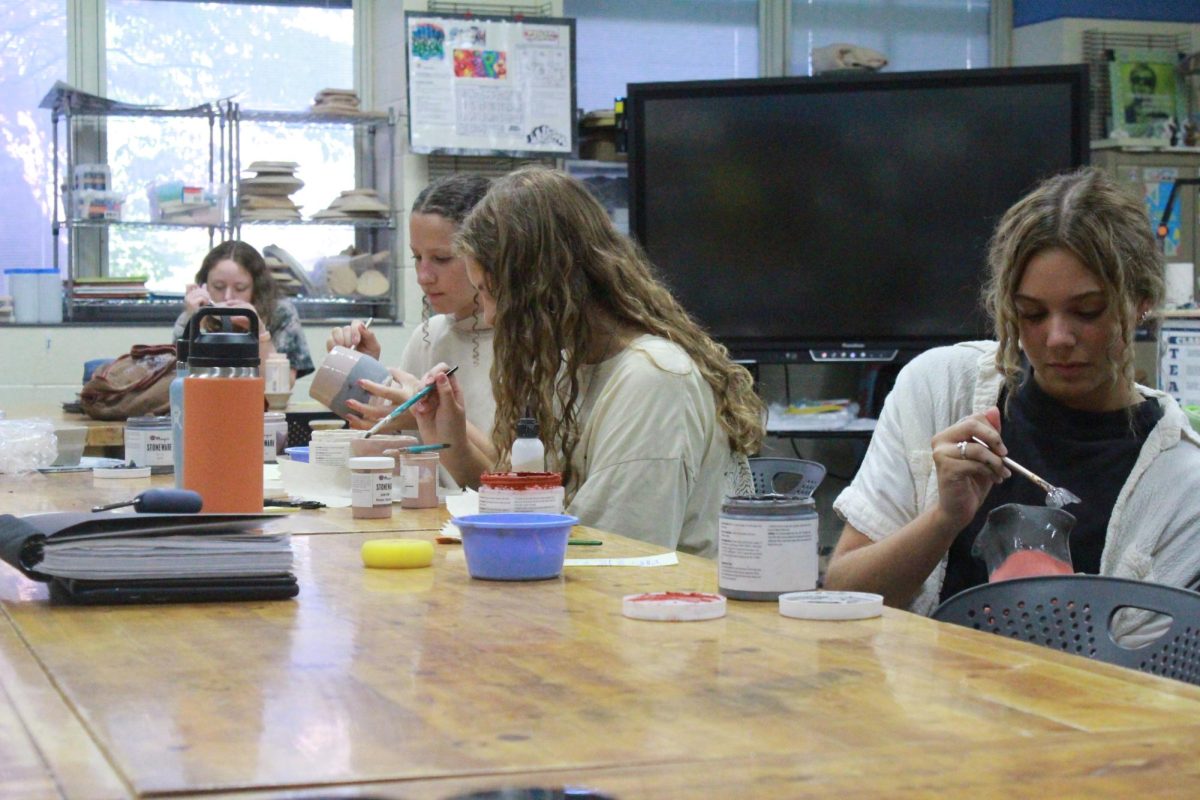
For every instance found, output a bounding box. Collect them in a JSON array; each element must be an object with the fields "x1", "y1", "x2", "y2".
[{"x1": 79, "y1": 344, "x2": 177, "y2": 420}]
